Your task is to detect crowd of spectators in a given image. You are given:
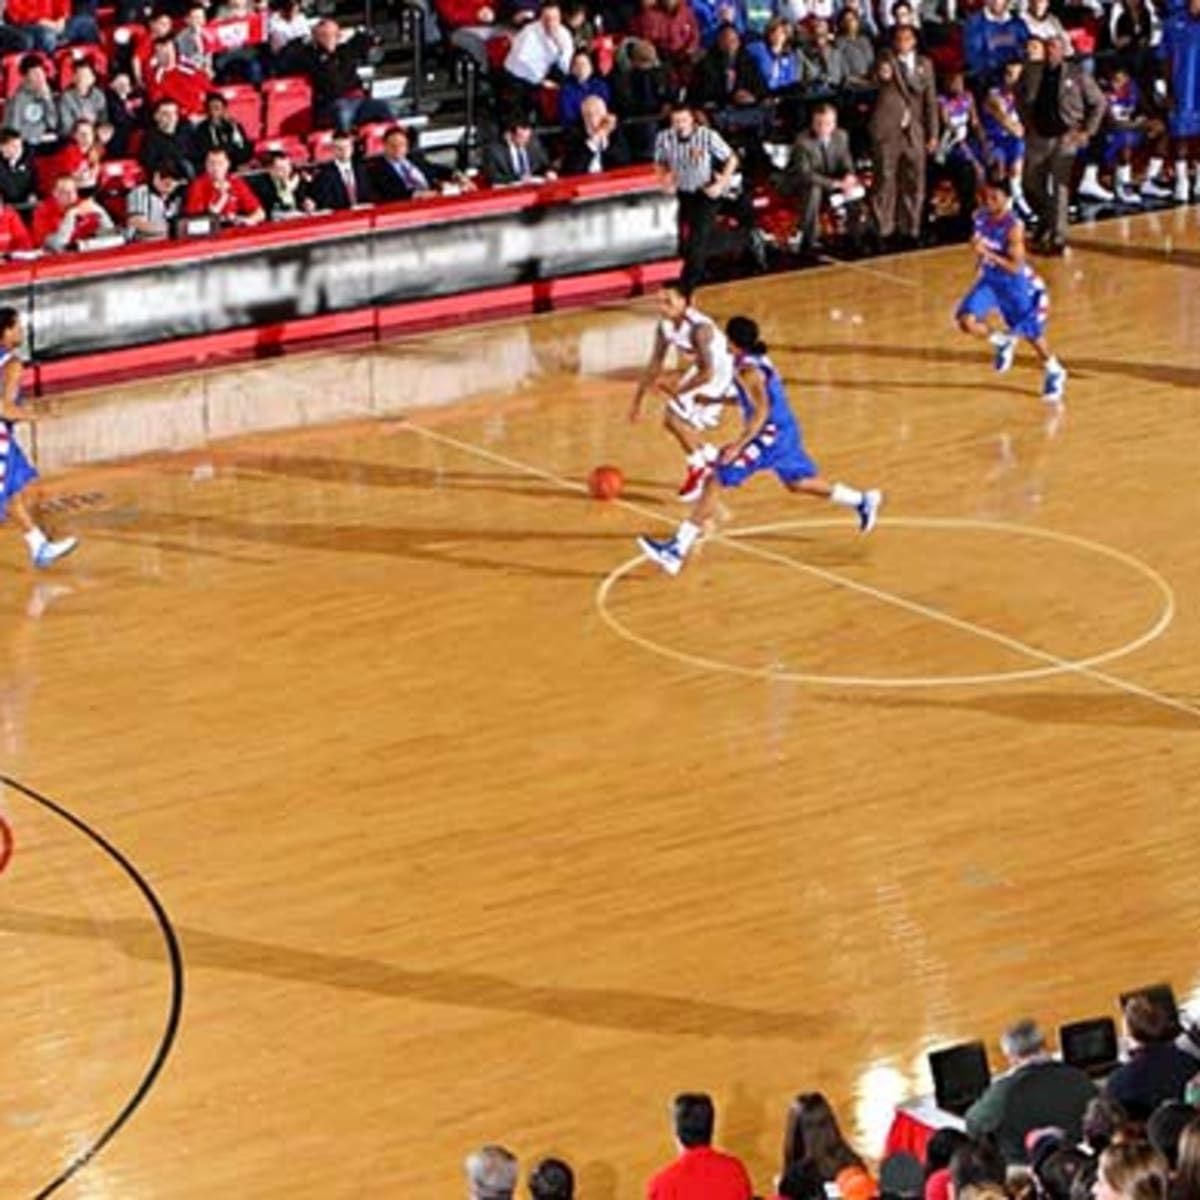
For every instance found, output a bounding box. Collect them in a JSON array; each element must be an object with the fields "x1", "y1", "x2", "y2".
[
  {"x1": 461, "y1": 995, "x2": 1200, "y2": 1200},
  {"x1": 0, "y1": 0, "x2": 1195, "y2": 272}
]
